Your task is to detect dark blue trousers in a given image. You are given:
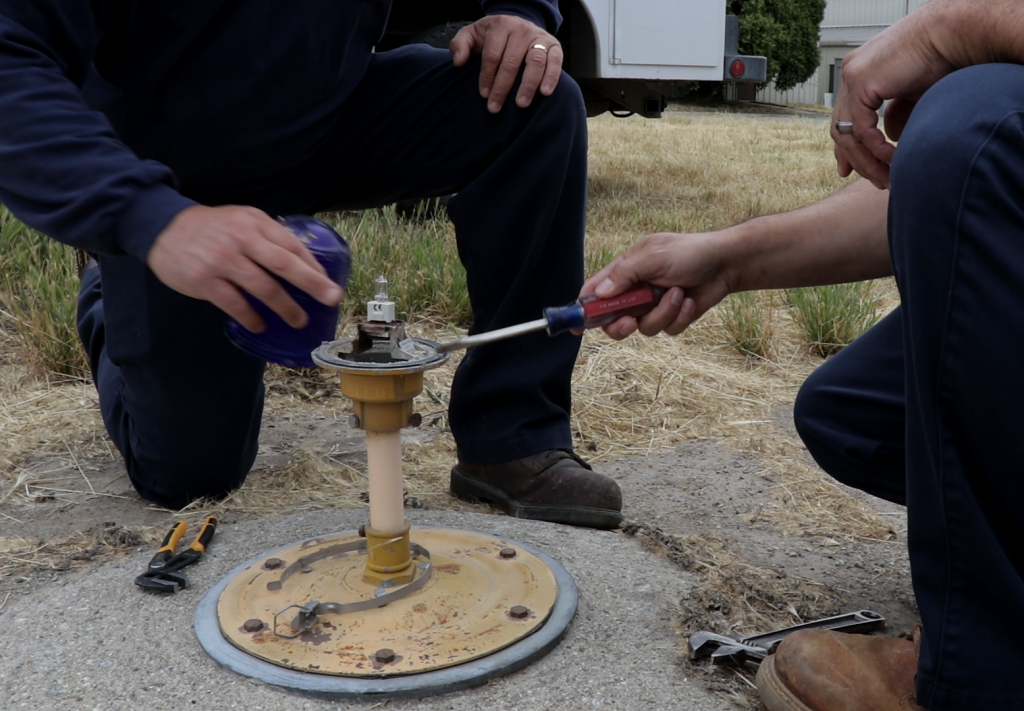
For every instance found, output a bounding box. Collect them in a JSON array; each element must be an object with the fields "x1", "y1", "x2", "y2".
[
  {"x1": 77, "y1": 45, "x2": 587, "y2": 509},
  {"x1": 795, "y1": 64, "x2": 1024, "y2": 709}
]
